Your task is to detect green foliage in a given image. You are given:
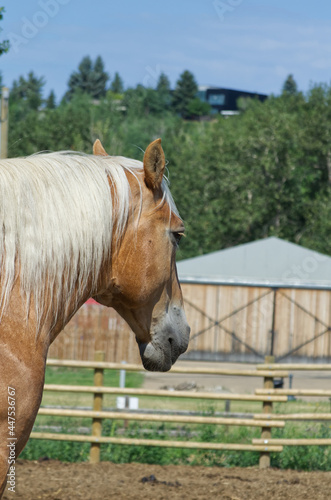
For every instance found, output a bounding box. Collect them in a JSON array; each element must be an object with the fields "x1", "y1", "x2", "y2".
[
  {"x1": 271, "y1": 423, "x2": 331, "y2": 470},
  {"x1": 44, "y1": 366, "x2": 144, "y2": 389},
  {"x1": 156, "y1": 72, "x2": 171, "y2": 94},
  {"x1": 165, "y1": 88, "x2": 331, "y2": 258},
  {"x1": 21, "y1": 438, "x2": 90, "y2": 462},
  {"x1": 9, "y1": 91, "x2": 92, "y2": 156},
  {"x1": 0, "y1": 7, "x2": 9, "y2": 56},
  {"x1": 156, "y1": 72, "x2": 172, "y2": 111},
  {"x1": 172, "y1": 70, "x2": 198, "y2": 119},
  {"x1": 122, "y1": 84, "x2": 173, "y2": 117},
  {"x1": 10, "y1": 72, "x2": 45, "y2": 111},
  {"x1": 110, "y1": 72, "x2": 124, "y2": 94},
  {"x1": 45, "y1": 90, "x2": 56, "y2": 110},
  {"x1": 66, "y1": 55, "x2": 109, "y2": 100},
  {"x1": 187, "y1": 97, "x2": 211, "y2": 117},
  {"x1": 282, "y1": 74, "x2": 298, "y2": 95}
]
